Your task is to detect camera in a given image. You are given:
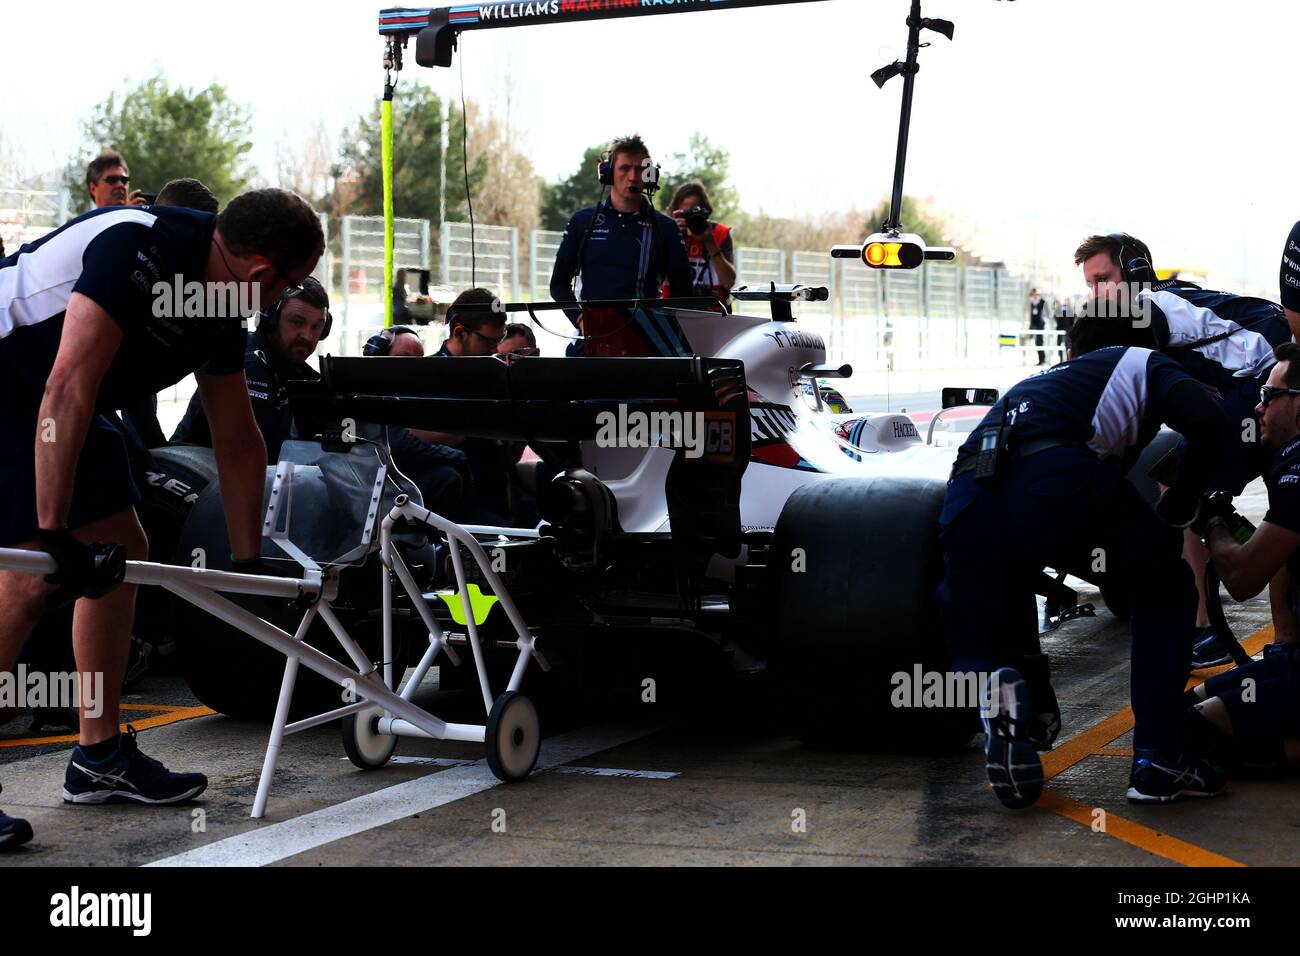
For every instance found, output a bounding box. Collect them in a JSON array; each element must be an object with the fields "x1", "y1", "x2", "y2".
[{"x1": 680, "y1": 204, "x2": 713, "y2": 236}]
